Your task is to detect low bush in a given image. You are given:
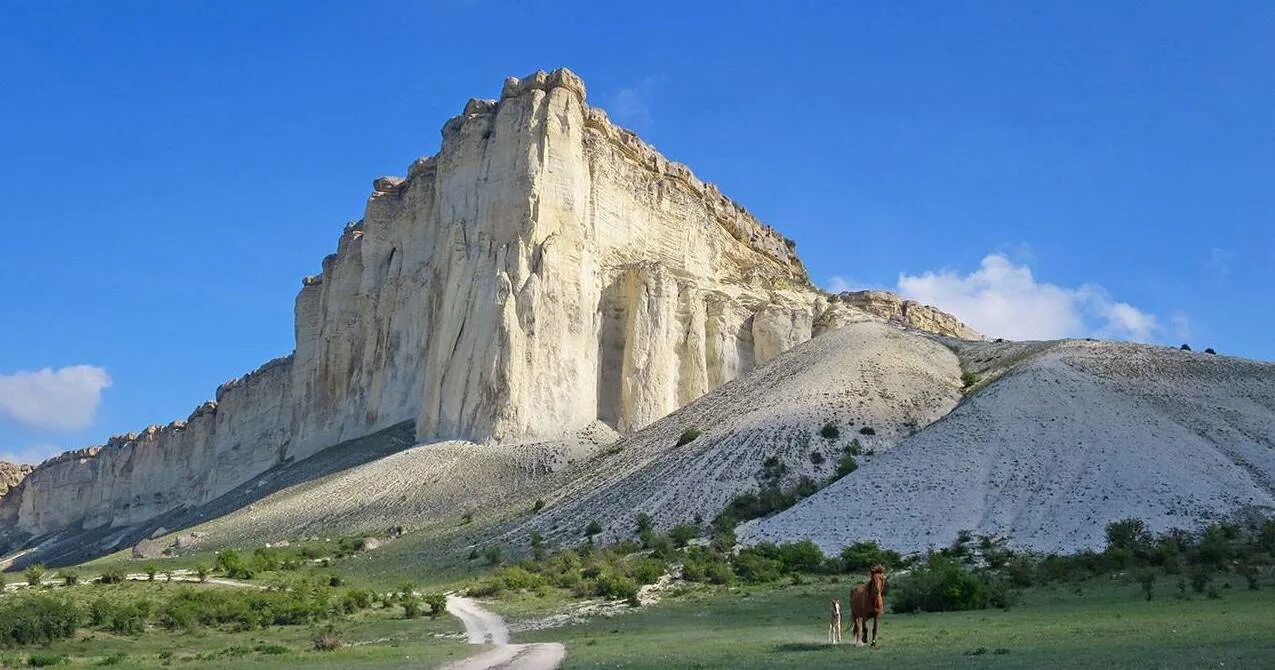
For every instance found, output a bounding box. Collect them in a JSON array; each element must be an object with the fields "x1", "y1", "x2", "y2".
[
  {"x1": 0, "y1": 596, "x2": 79, "y2": 647},
  {"x1": 839, "y1": 541, "x2": 903, "y2": 573},
  {"x1": 25, "y1": 653, "x2": 67, "y2": 667},
  {"x1": 22, "y1": 564, "x2": 46, "y2": 587},
  {"x1": 97, "y1": 567, "x2": 127, "y2": 585},
  {"x1": 424, "y1": 593, "x2": 447, "y2": 618},
  {"x1": 668, "y1": 524, "x2": 700, "y2": 548},
  {"x1": 891, "y1": 554, "x2": 1015, "y2": 613},
  {"x1": 834, "y1": 453, "x2": 858, "y2": 478},
  {"x1": 676, "y1": 427, "x2": 702, "y2": 447},
  {"x1": 819, "y1": 422, "x2": 840, "y2": 440},
  {"x1": 312, "y1": 625, "x2": 343, "y2": 651},
  {"x1": 858, "y1": 426, "x2": 876, "y2": 436}
]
